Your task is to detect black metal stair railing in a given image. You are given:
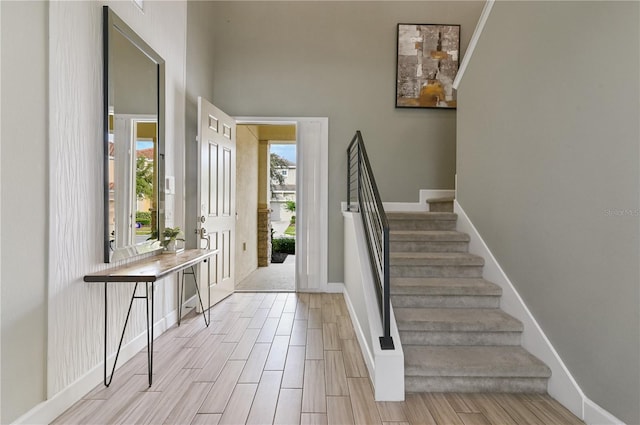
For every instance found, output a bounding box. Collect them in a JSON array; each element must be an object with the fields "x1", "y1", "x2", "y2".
[{"x1": 347, "y1": 131, "x2": 394, "y2": 350}]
